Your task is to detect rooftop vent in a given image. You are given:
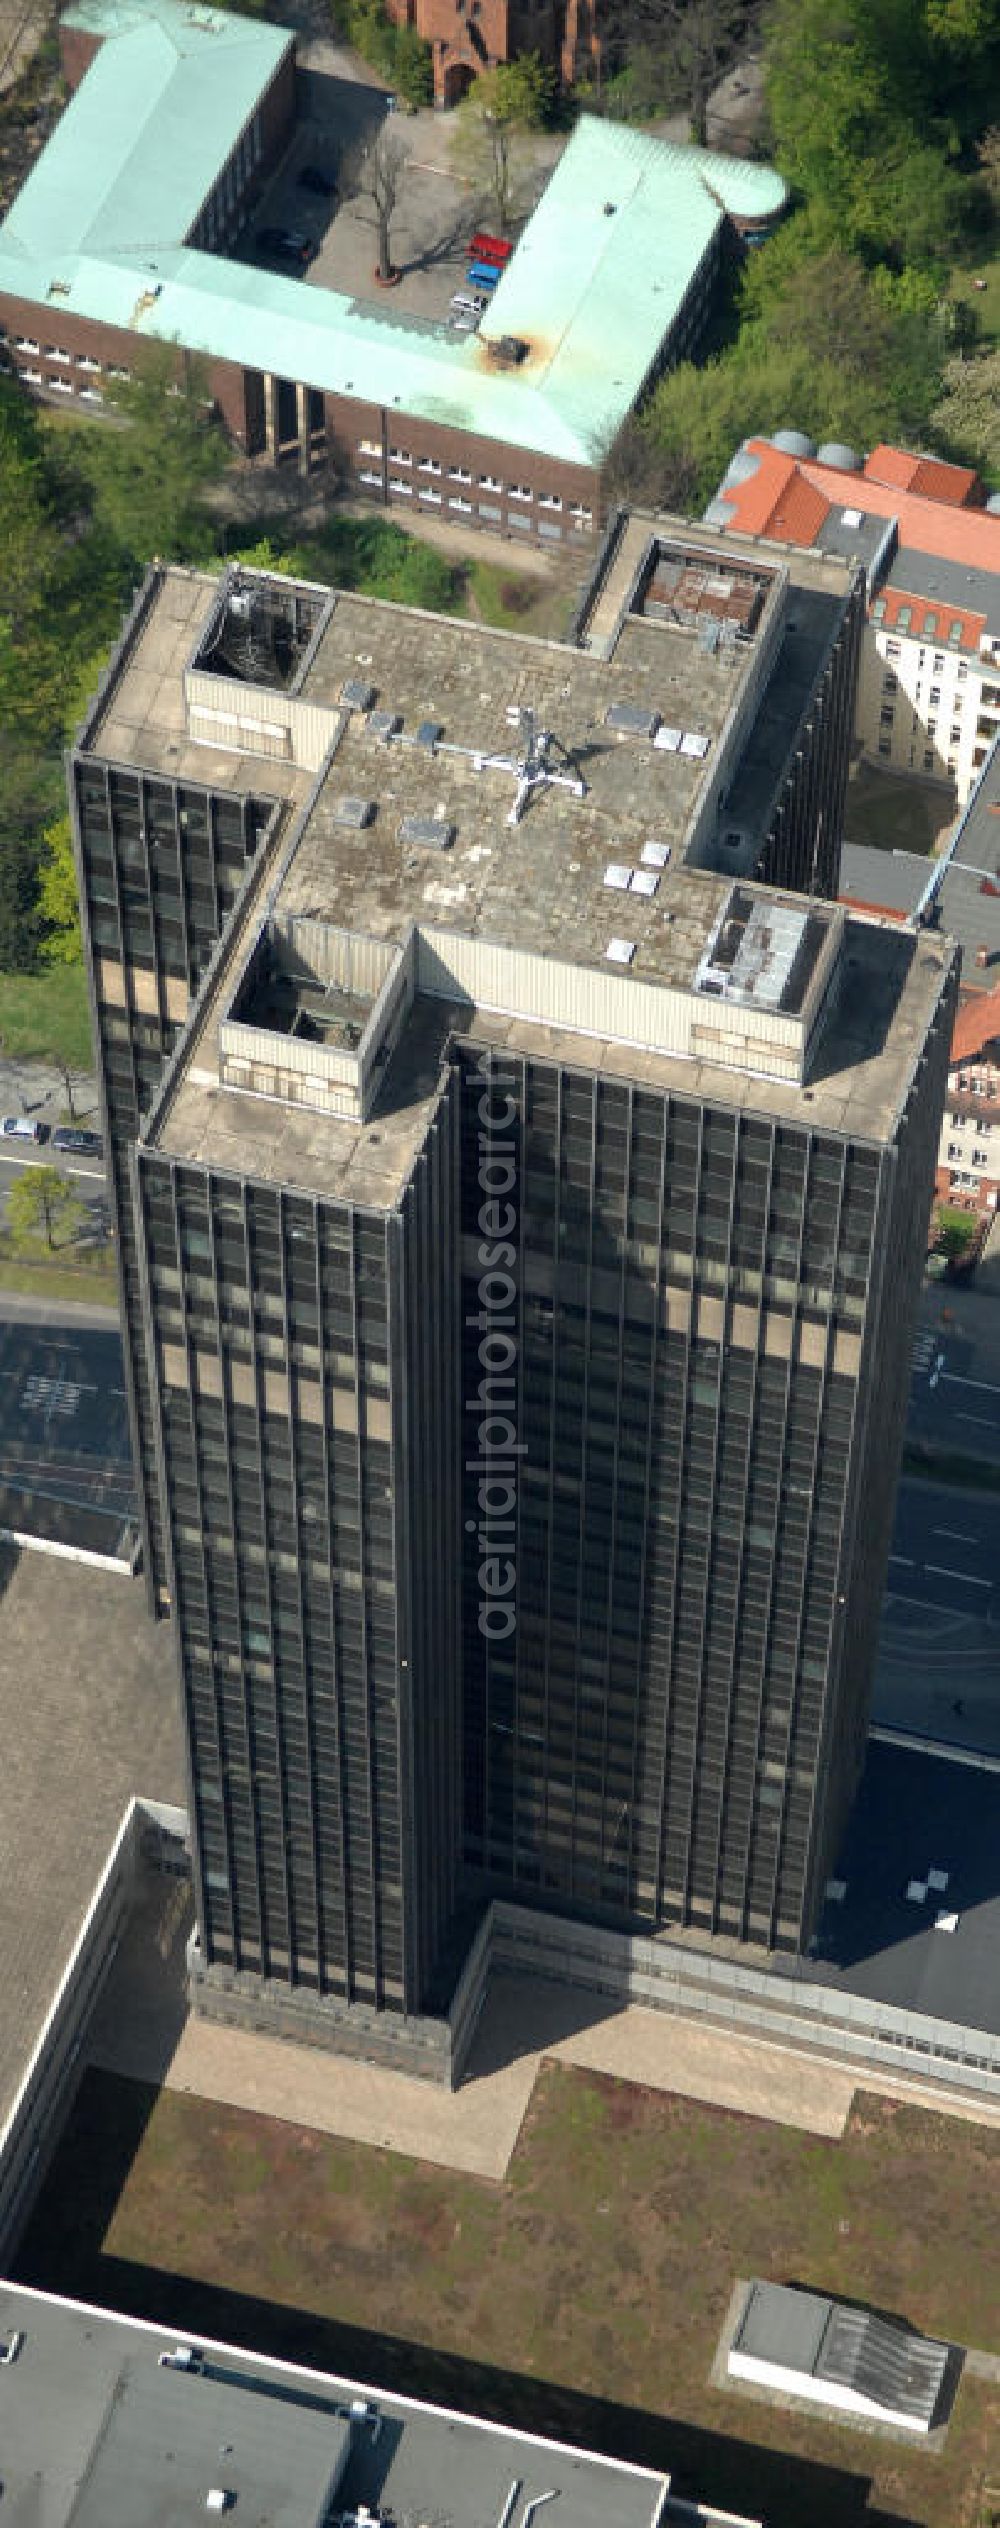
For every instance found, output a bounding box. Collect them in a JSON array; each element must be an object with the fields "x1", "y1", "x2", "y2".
[
  {"x1": 416, "y1": 718, "x2": 443, "y2": 749},
  {"x1": 489, "y1": 334, "x2": 529, "y2": 365},
  {"x1": 333, "y1": 796, "x2": 376, "y2": 829},
  {"x1": 680, "y1": 730, "x2": 710, "y2": 758},
  {"x1": 631, "y1": 868, "x2": 659, "y2": 897},
  {"x1": 606, "y1": 937, "x2": 636, "y2": 965},
  {"x1": 605, "y1": 702, "x2": 659, "y2": 740},
  {"x1": 400, "y1": 814, "x2": 454, "y2": 850},
  {"x1": 641, "y1": 840, "x2": 669, "y2": 868},
  {"x1": 654, "y1": 726, "x2": 681, "y2": 753},
  {"x1": 604, "y1": 864, "x2": 631, "y2": 890},
  {"x1": 367, "y1": 709, "x2": 401, "y2": 741},
  {"x1": 206, "y1": 2496, "x2": 233, "y2": 2517},
  {"x1": 341, "y1": 677, "x2": 376, "y2": 711}
]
